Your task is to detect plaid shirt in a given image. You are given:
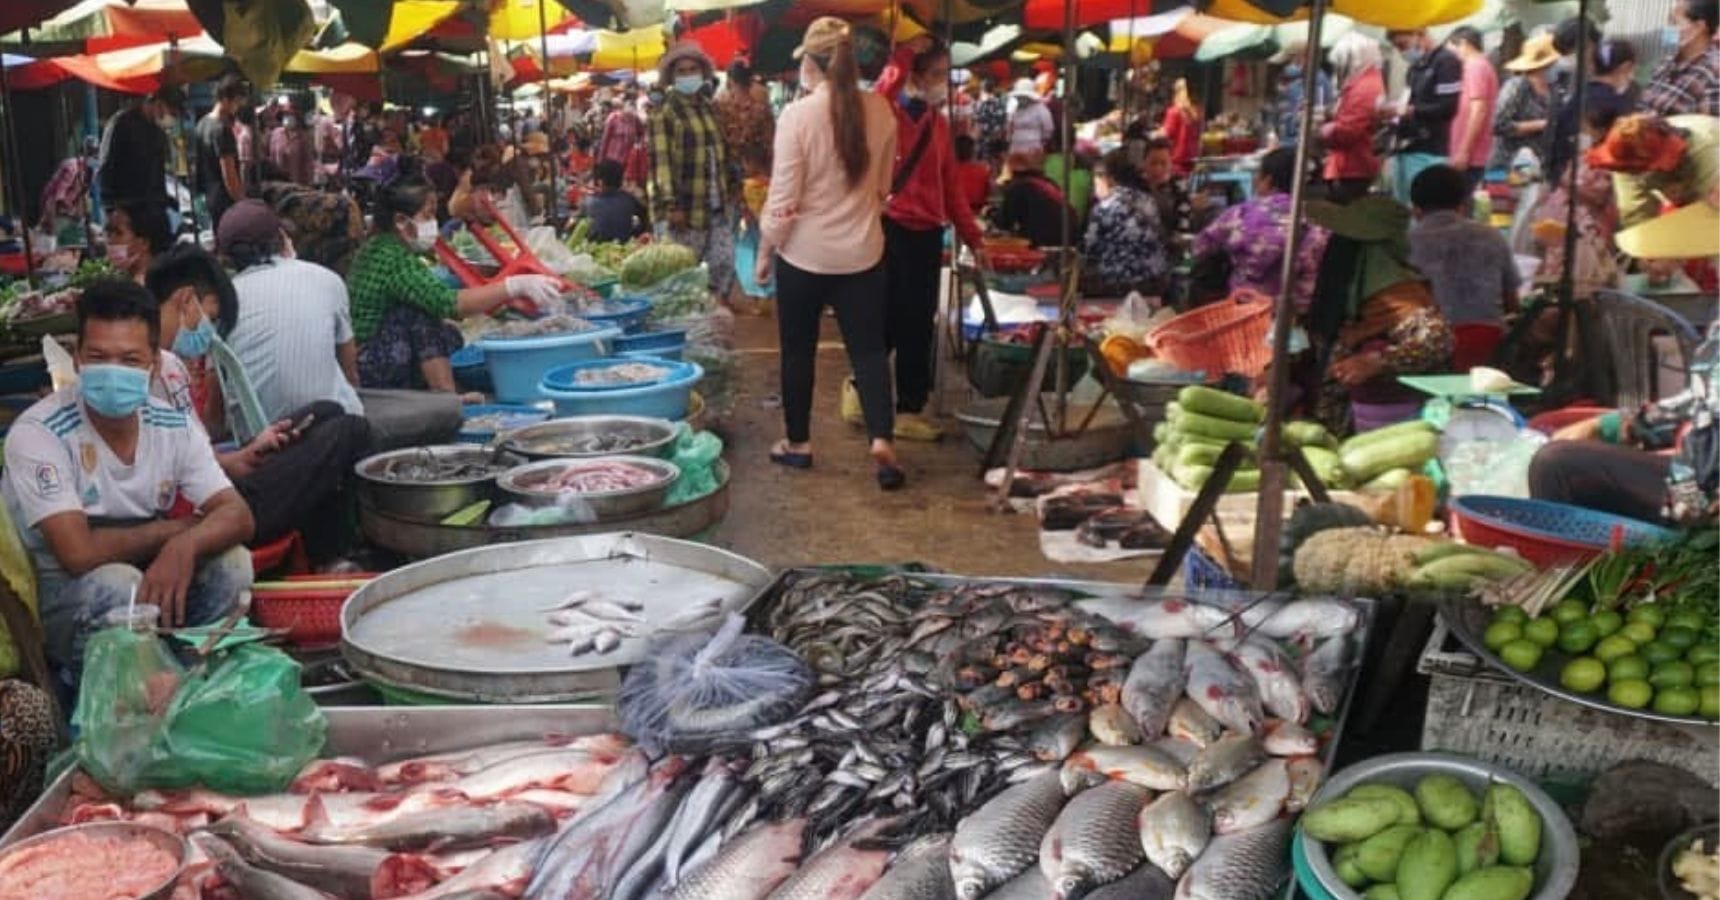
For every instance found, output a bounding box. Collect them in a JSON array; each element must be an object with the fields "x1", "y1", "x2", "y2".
[
  {"x1": 649, "y1": 92, "x2": 730, "y2": 230},
  {"x1": 1641, "y1": 44, "x2": 1720, "y2": 117},
  {"x1": 345, "y1": 234, "x2": 457, "y2": 341}
]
